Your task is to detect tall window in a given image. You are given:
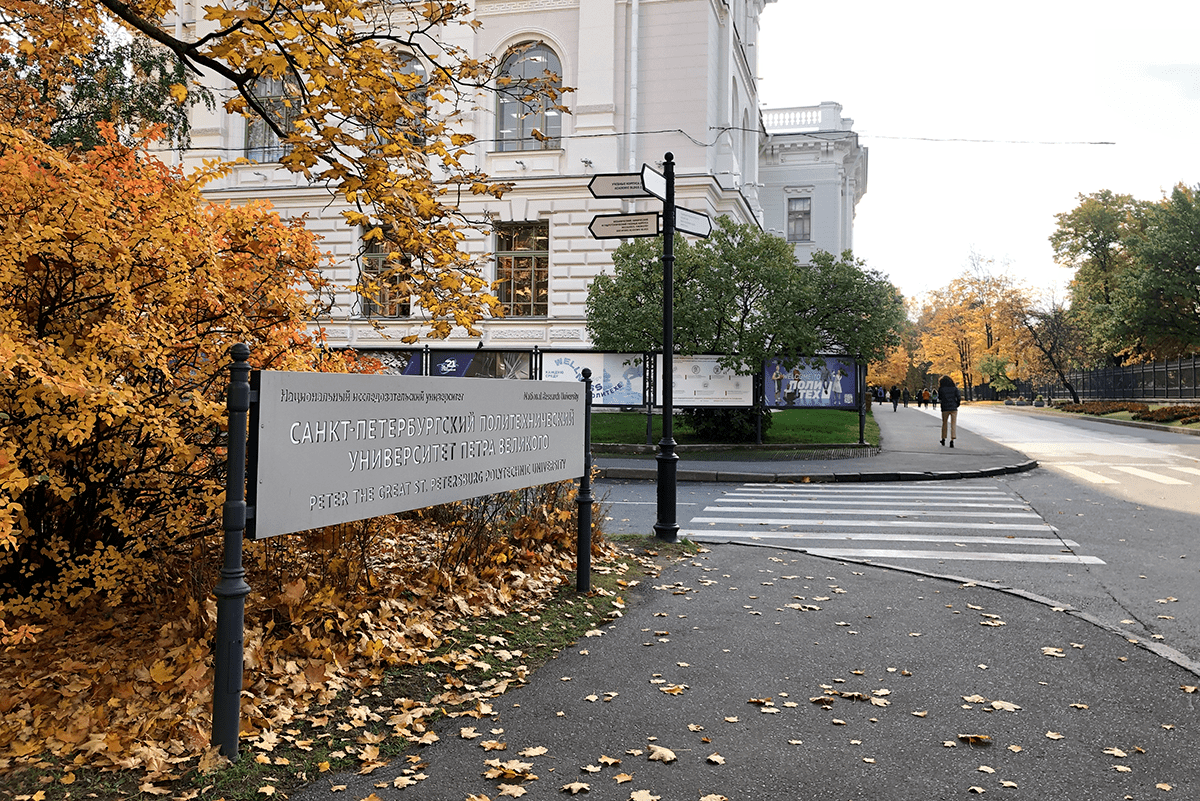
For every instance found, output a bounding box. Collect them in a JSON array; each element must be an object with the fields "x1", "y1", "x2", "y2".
[
  {"x1": 787, "y1": 197, "x2": 812, "y2": 242},
  {"x1": 494, "y1": 222, "x2": 549, "y2": 317},
  {"x1": 246, "y1": 76, "x2": 300, "y2": 162},
  {"x1": 496, "y1": 43, "x2": 562, "y2": 152},
  {"x1": 358, "y1": 230, "x2": 411, "y2": 318}
]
